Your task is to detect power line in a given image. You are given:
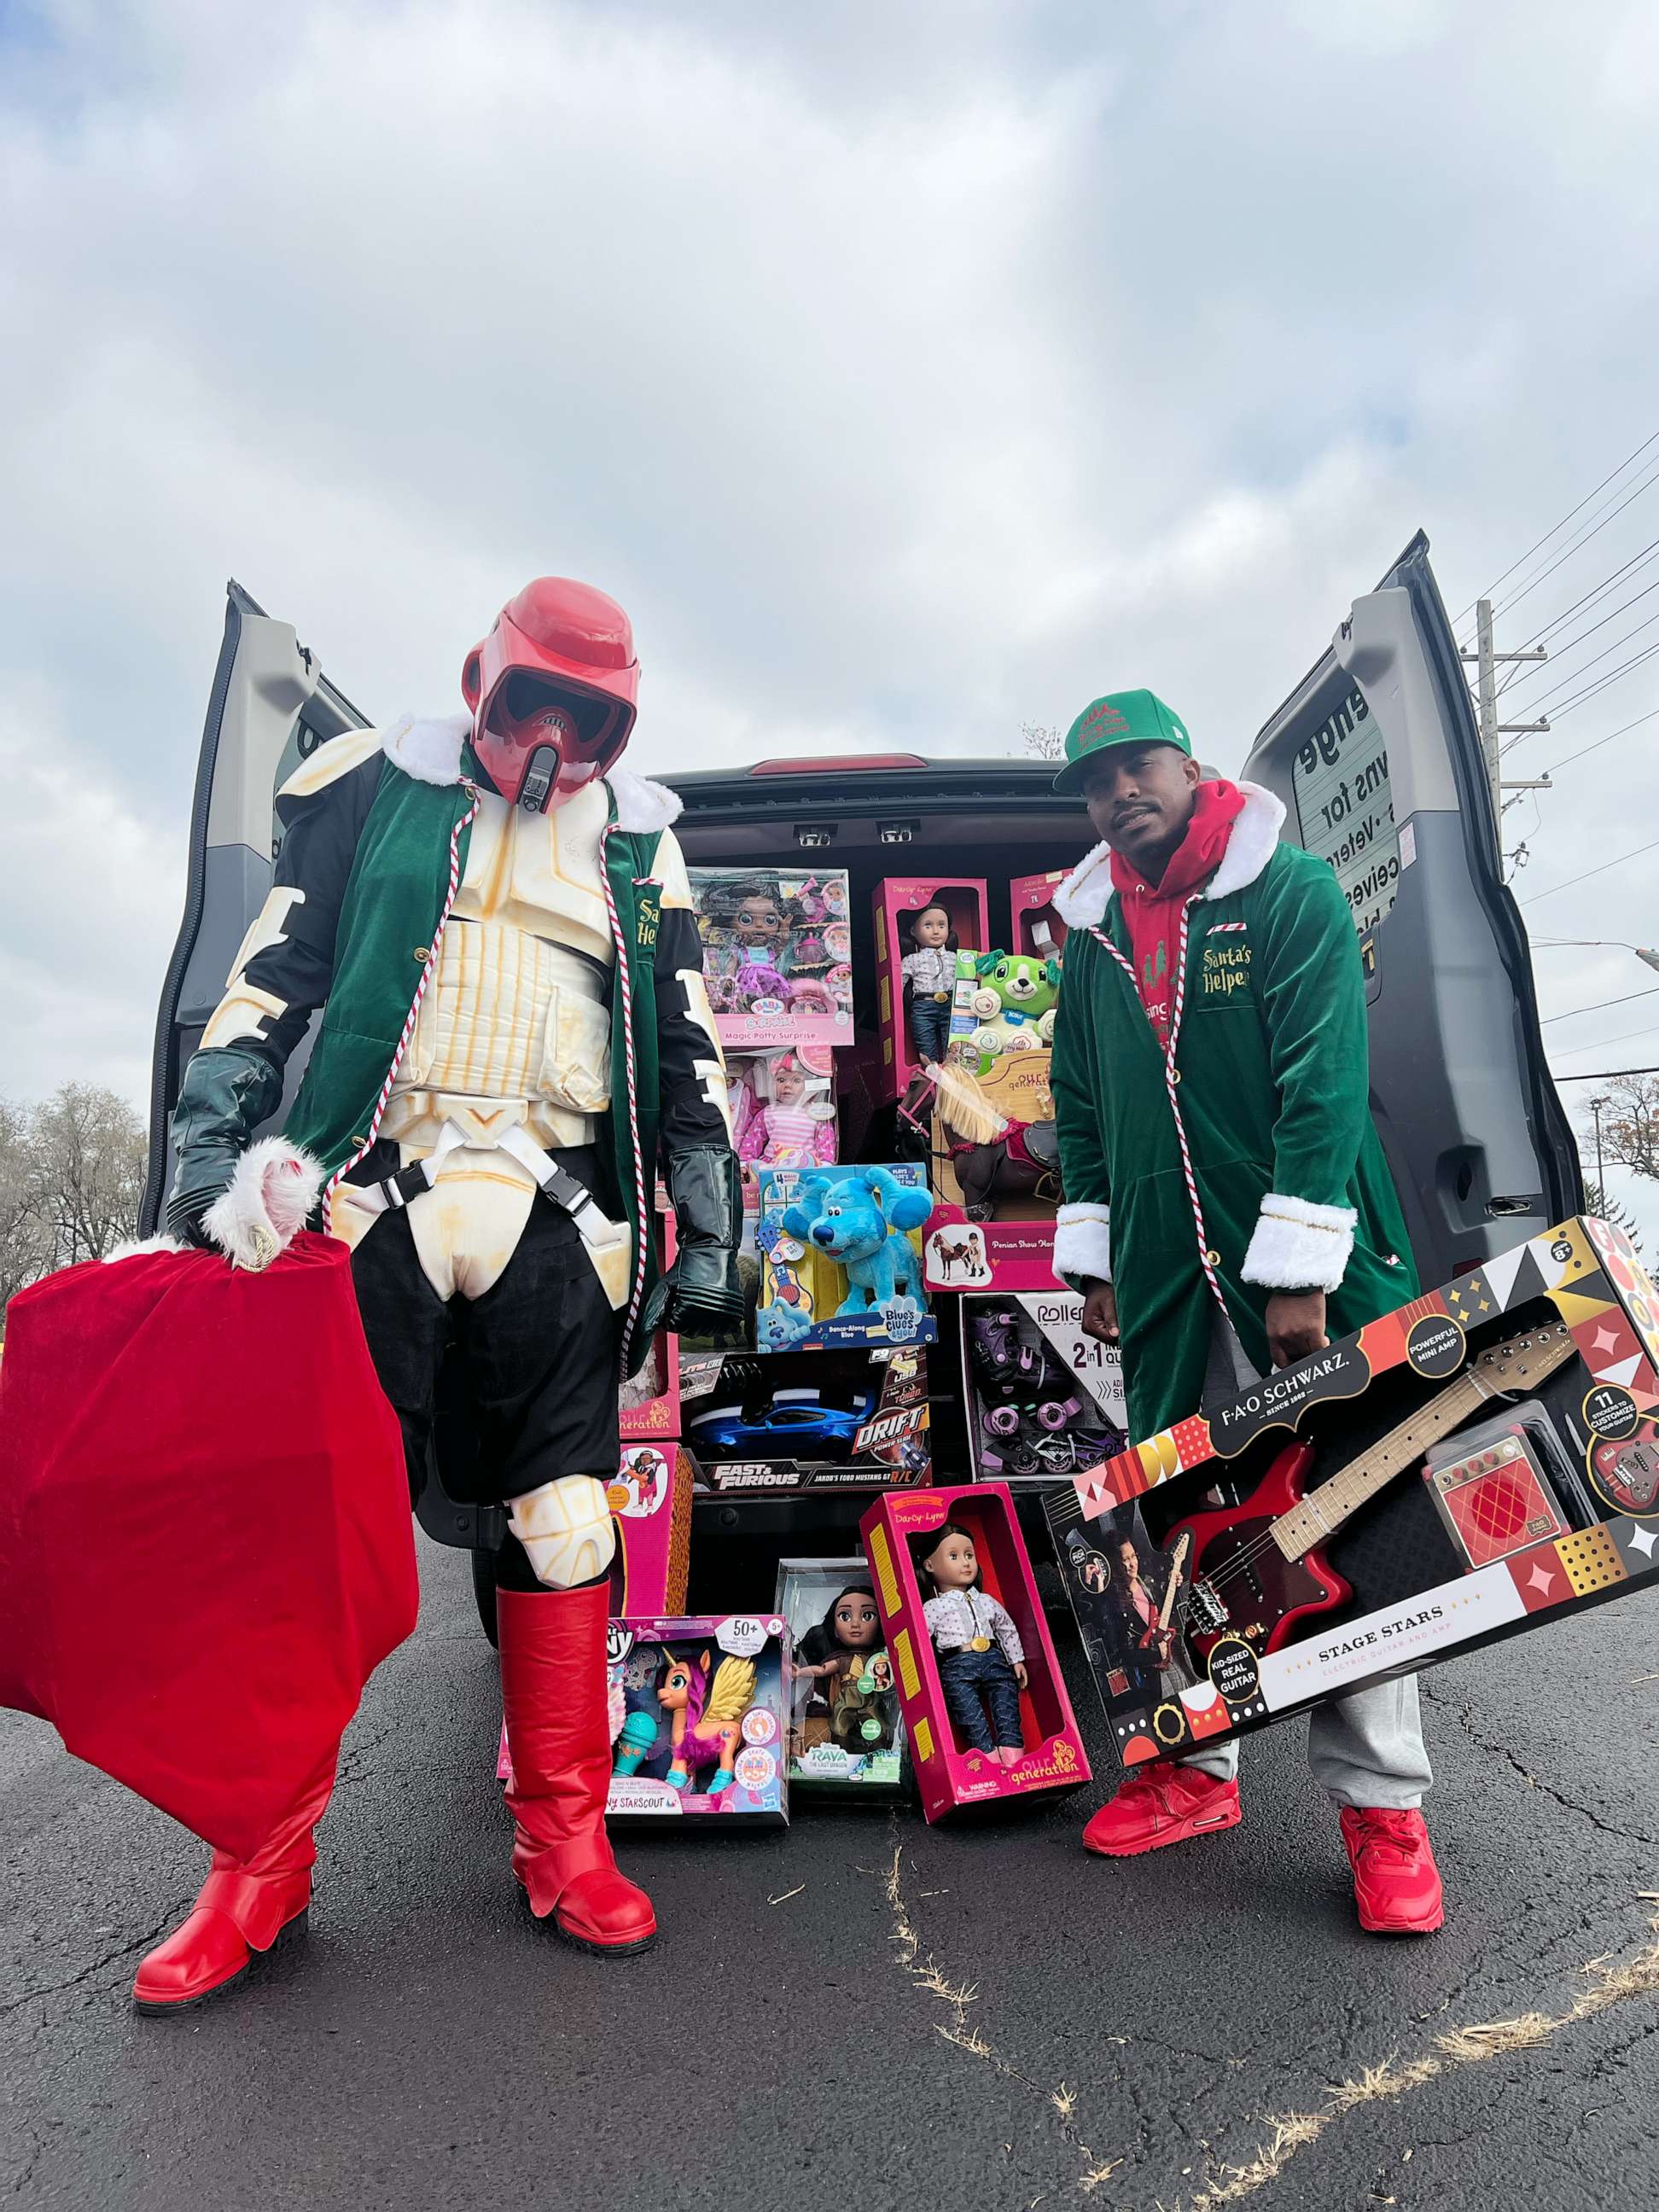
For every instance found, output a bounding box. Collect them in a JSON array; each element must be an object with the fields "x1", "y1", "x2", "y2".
[
  {"x1": 1539, "y1": 702, "x2": 1659, "y2": 777},
  {"x1": 1541, "y1": 984, "x2": 1659, "y2": 1027},
  {"x1": 1555, "y1": 1064, "x2": 1659, "y2": 1081},
  {"x1": 1518, "y1": 534, "x2": 1659, "y2": 652},
  {"x1": 1454, "y1": 428, "x2": 1659, "y2": 625},
  {"x1": 1545, "y1": 636, "x2": 1659, "y2": 720},
  {"x1": 1487, "y1": 457, "x2": 1659, "y2": 630},
  {"x1": 1514, "y1": 602, "x2": 1659, "y2": 715},
  {"x1": 1520, "y1": 830, "x2": 1659, "y2": 906},
  {"x1": 1551, "y1": 1013, "x2": 1659, "y2": 1059},
  {"x1": 1498, "y1": 568, "x2": 1659, "y2": 701}
]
